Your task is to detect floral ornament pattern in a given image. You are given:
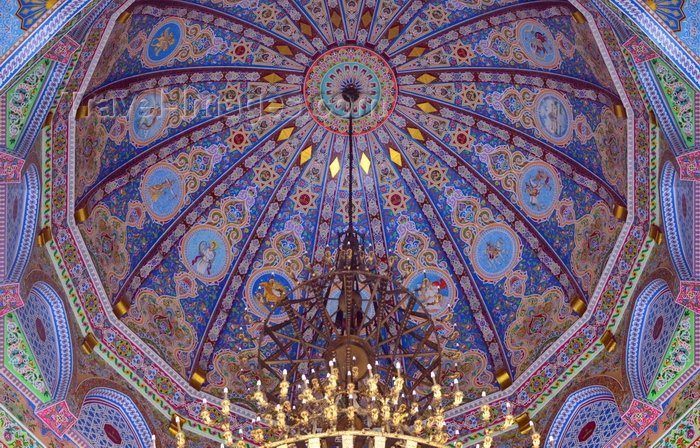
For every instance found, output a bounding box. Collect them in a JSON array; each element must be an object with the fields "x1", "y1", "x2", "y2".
[
  {"x1": 505, "y1": 287, "x2": 576, "y2": 375},
  {"x1": 80, "y1": 204, "x2": 130, "y2": 298},
  {"x1": 571, "y1": 202, "x2": 621, "y2": 296},
  {"x1": 304, "y1": 46, "x2": 397, "y2": 135},
  {"x1": 594, "y1": 107, "x2": 627, "y2": 194},
  {"x1": 124, "y1": 289, "x2": 197, "y2": 376},
  {"x1": 0, "y1": 404, "x2": 42, "y2": 448},
  {"x1": 4, "y1": 314, "x2": 50, "y2": 402},
  {"x1": 75, "y1": 111, "x2": 109, "y2": 197}
]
